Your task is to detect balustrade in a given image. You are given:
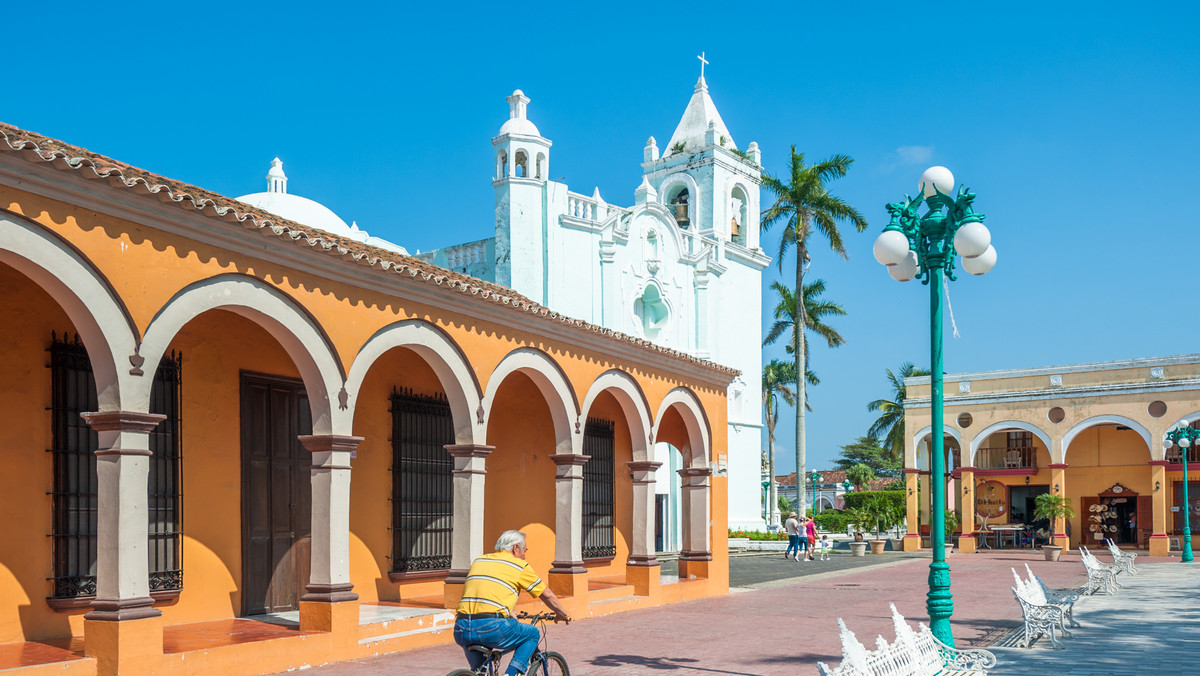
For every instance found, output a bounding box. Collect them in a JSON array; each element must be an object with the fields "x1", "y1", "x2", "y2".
[{"x1": 976, "y1": 446, "x2": 1037, "y2": 470}]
